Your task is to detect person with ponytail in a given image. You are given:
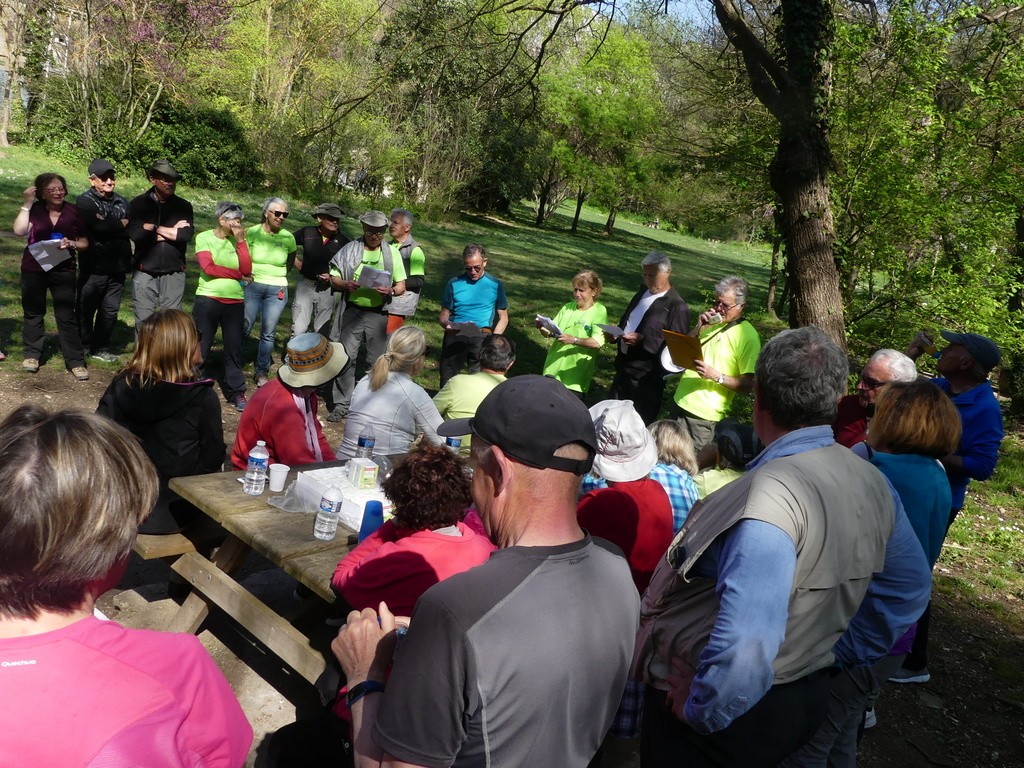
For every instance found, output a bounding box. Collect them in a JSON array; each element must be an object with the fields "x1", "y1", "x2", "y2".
[{"x1": 336, "y1": 325, "x2": 443, "y2": 459}]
